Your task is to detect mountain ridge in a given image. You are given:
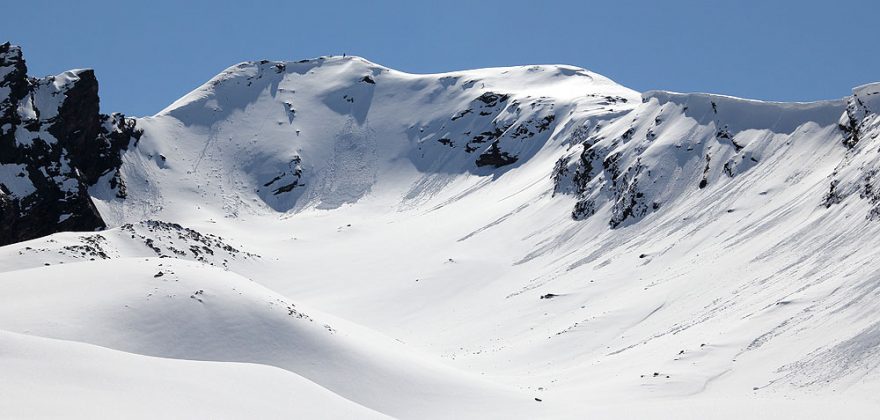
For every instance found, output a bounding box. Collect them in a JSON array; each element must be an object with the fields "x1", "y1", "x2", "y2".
[
  {"x1": 4, "y1": 44, "x2": 878, "y2": 243},
  {"x1": 3, "y1": 42, "x2": 880, "y2": 419}
]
